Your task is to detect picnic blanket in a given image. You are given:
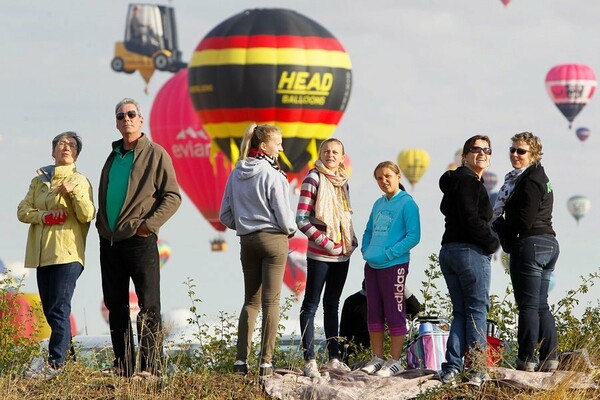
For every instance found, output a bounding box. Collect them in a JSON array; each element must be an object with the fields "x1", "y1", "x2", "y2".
[{"x1": 263, "y1": 367, "x2": 598, "y2": 400}]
